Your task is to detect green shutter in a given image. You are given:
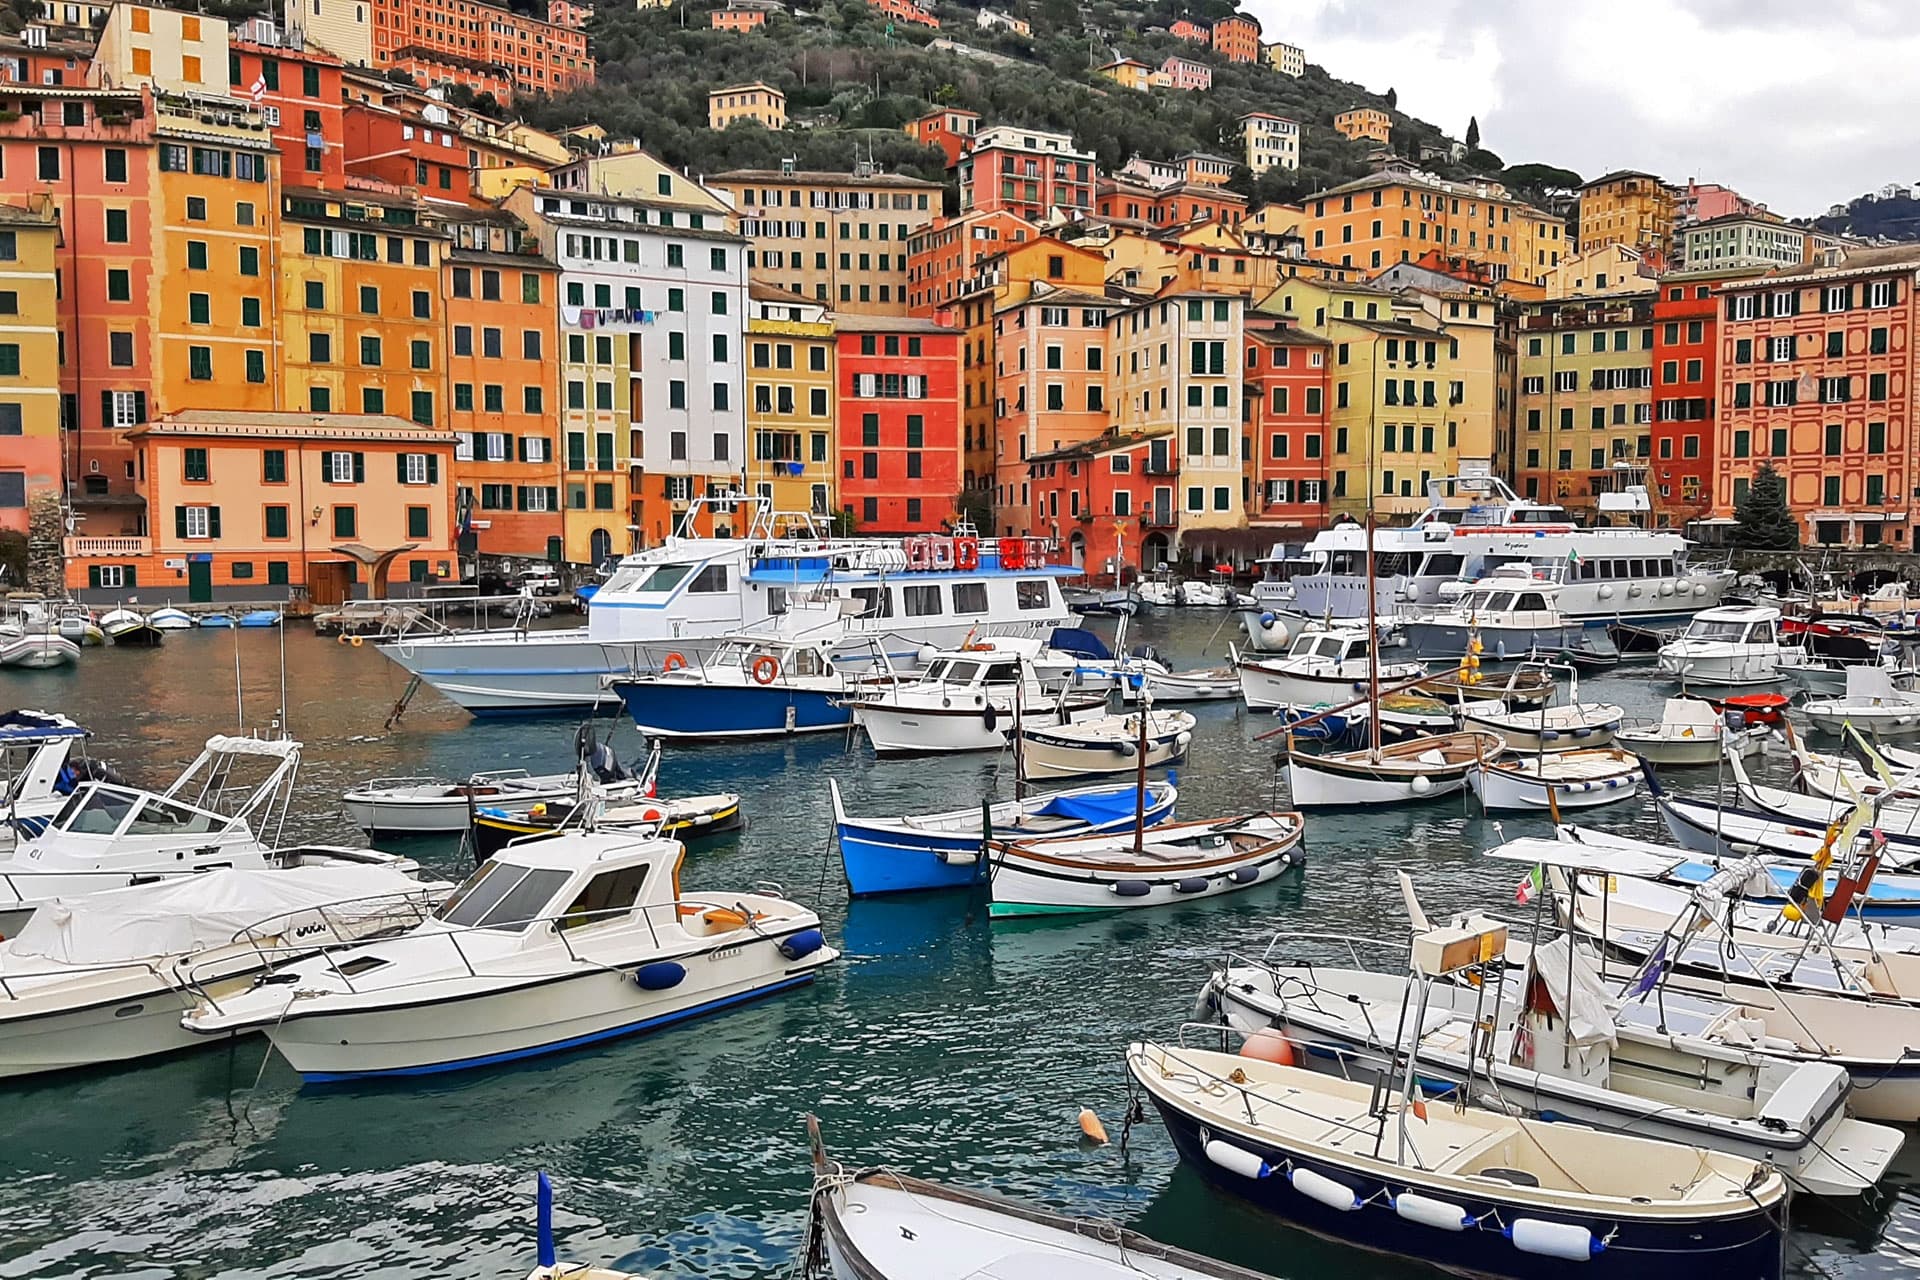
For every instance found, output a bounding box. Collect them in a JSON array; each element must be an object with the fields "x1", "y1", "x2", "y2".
[
  {"x1": 397, "y1": 452, "x2": 409, "y2": 483},
  {"x1": 320, "y1": 450, "x2": 334, "y2": 483},
  {"x1": 125, "y1": 566, "x2": 136, "y2": 587},
  {"x1": 207, "y1": 506, "x2": 221, "y2": 538},
  {"x1": 174, "y1": 505, "x2": 188, "y2": 537},
  {"x1": 88, "y1": 565, "x2": 101, "y2": 589},
  {"x1": 546, "y1": 487, "x2": 558, "y2": 513},
  {"x1": 426, "y1": 454, "x2": 438, "y2": 483},
  {"x1": 352, "y1": 452, "x2": 365, "y2": 483}
]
